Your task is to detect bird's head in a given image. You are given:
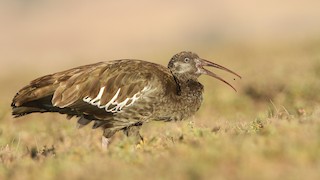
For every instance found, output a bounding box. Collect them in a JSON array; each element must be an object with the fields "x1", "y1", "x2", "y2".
[{"x1": 168, "y1": 51, "x2": 241, "y2": 91}]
